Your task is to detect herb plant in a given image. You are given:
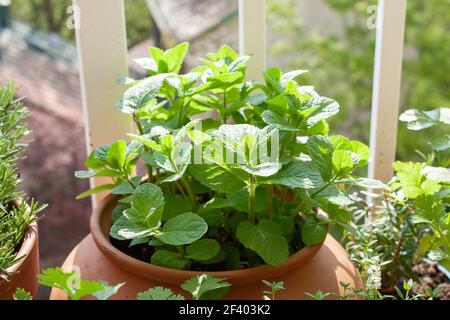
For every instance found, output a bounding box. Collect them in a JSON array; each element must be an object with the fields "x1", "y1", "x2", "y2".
[
  {"x1": 36, "y1": 267, "x2": 231, "y2": 301},
  {"x1": 76, "y1": 43, "x2": 381, "y2": 271},
  {"x1": 0, "y1": 82, "x2": 46, "y2": 277},
  {"x1": 342, "y1": 107, "x2": 449, "y2": 298}
]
